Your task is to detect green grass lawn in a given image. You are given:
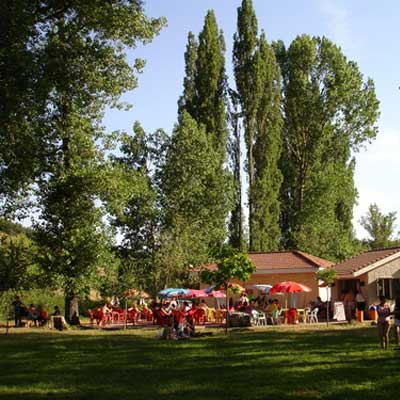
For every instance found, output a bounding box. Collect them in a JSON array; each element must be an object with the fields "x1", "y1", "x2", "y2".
[{"x1": 0, "y1": 324, "x2": 399, "y2": 400}]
